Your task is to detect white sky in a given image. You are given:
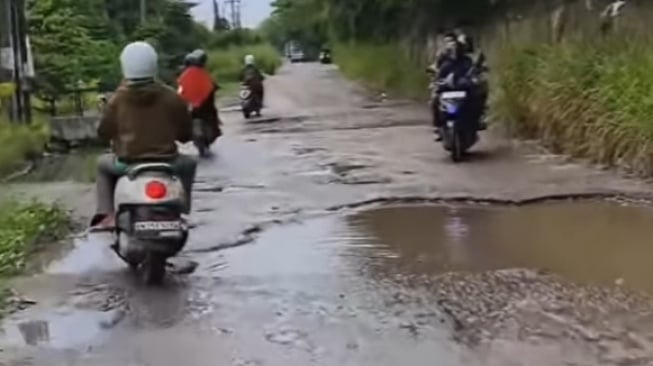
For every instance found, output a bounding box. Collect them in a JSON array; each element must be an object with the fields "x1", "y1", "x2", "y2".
[{"x1": 189, "y1": 0, "x2": 273, "y2": 29}]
